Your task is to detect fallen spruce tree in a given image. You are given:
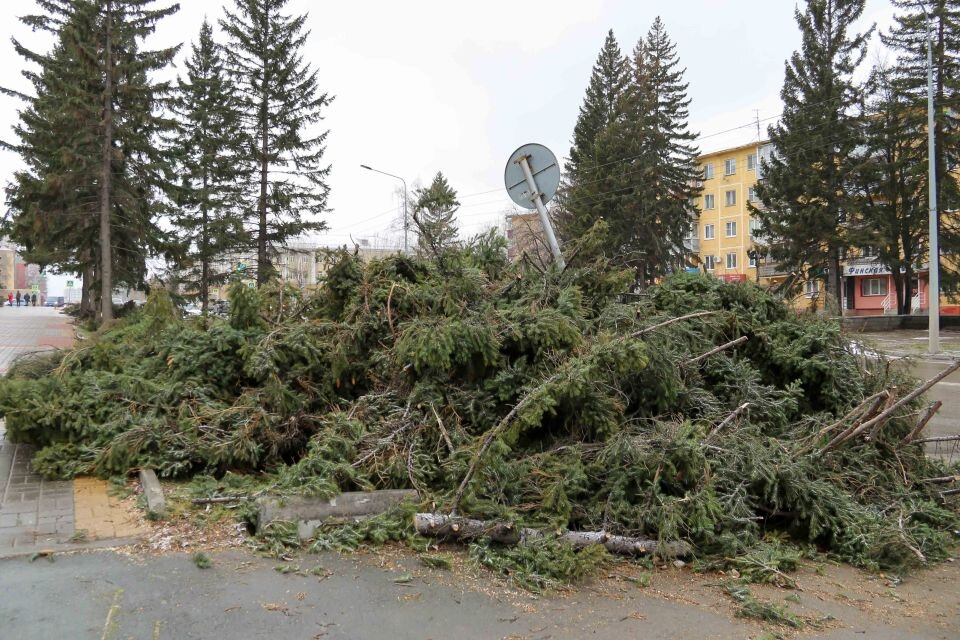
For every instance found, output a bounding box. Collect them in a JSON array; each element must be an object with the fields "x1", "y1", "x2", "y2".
[{"x1": 1, "y1": 222, "x2": 958, "y2": 588}]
